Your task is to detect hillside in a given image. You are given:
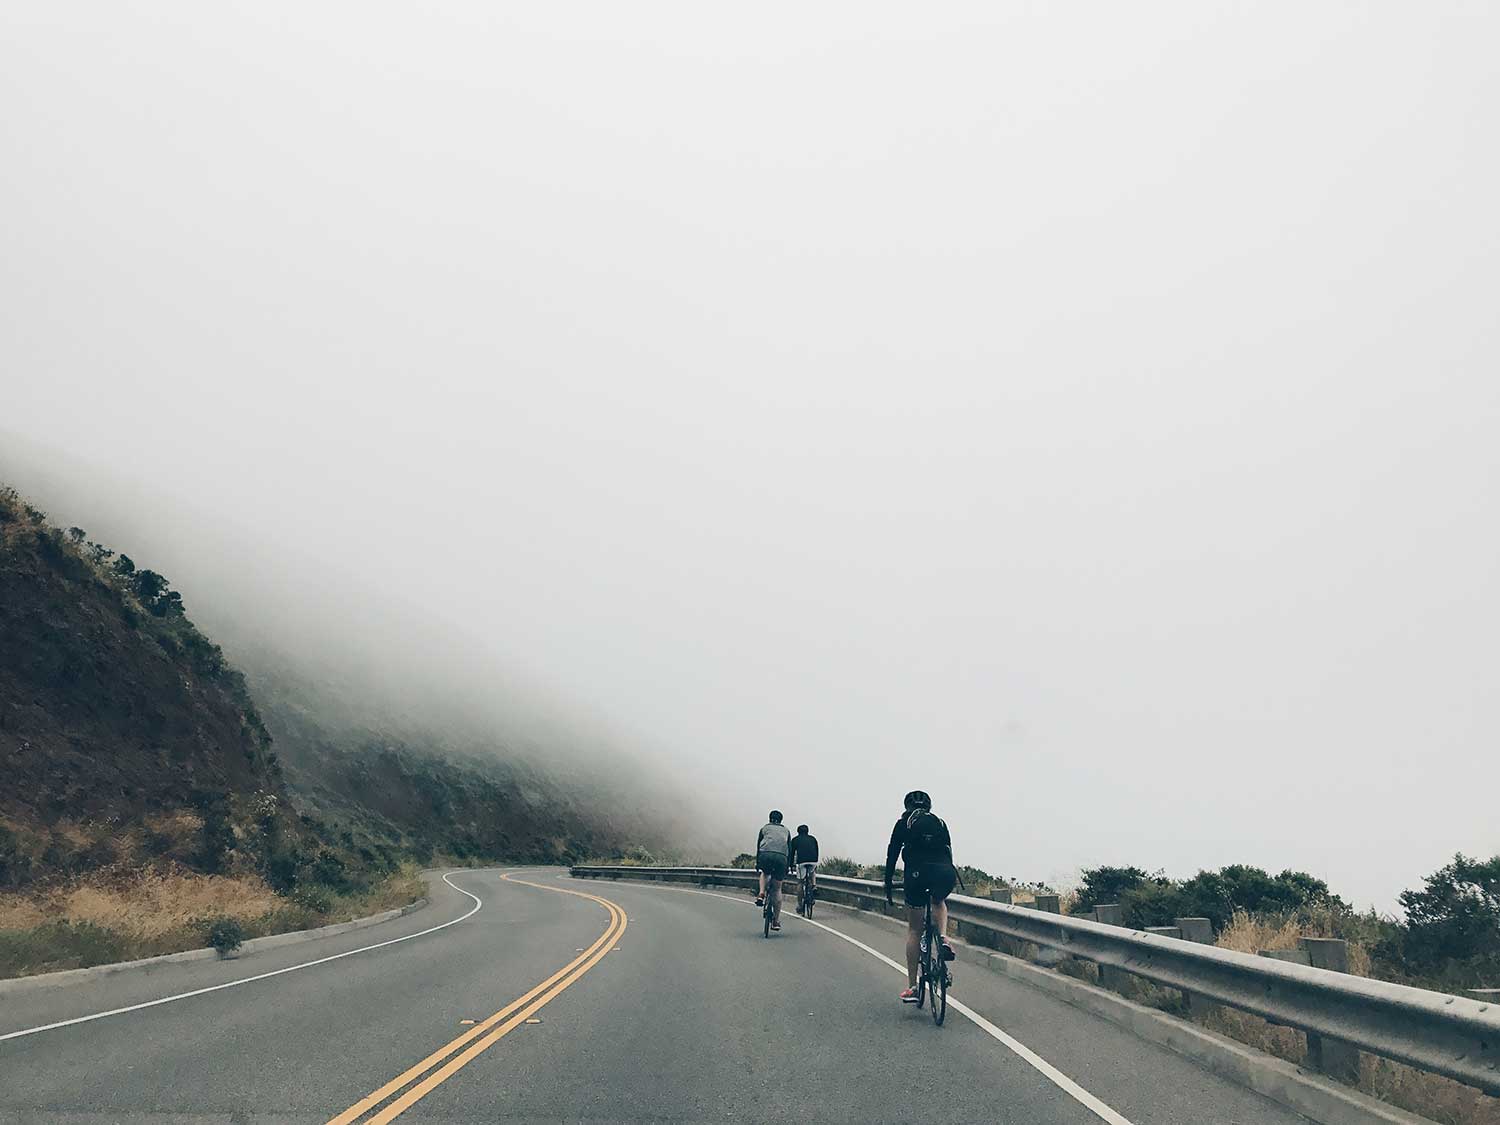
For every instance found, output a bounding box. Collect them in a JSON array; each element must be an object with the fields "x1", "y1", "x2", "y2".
[
  {"x1": 0, "y1": 481, "x2": 679, "y2": 897},
  {"x1": 245, "y1": 654, "x2": 685, "y2": 868},
  {"x1": 0, "y1": 486, "x2": 289, "y2": 886}
]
